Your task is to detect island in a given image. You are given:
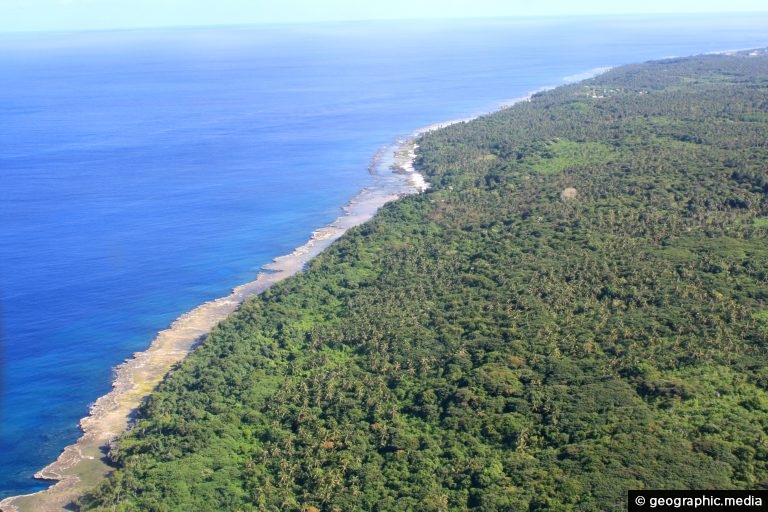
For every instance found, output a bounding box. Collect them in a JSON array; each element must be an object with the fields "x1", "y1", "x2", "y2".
[{"x1": 17, "y1": 49, "x2": 768, "y2": 511}]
